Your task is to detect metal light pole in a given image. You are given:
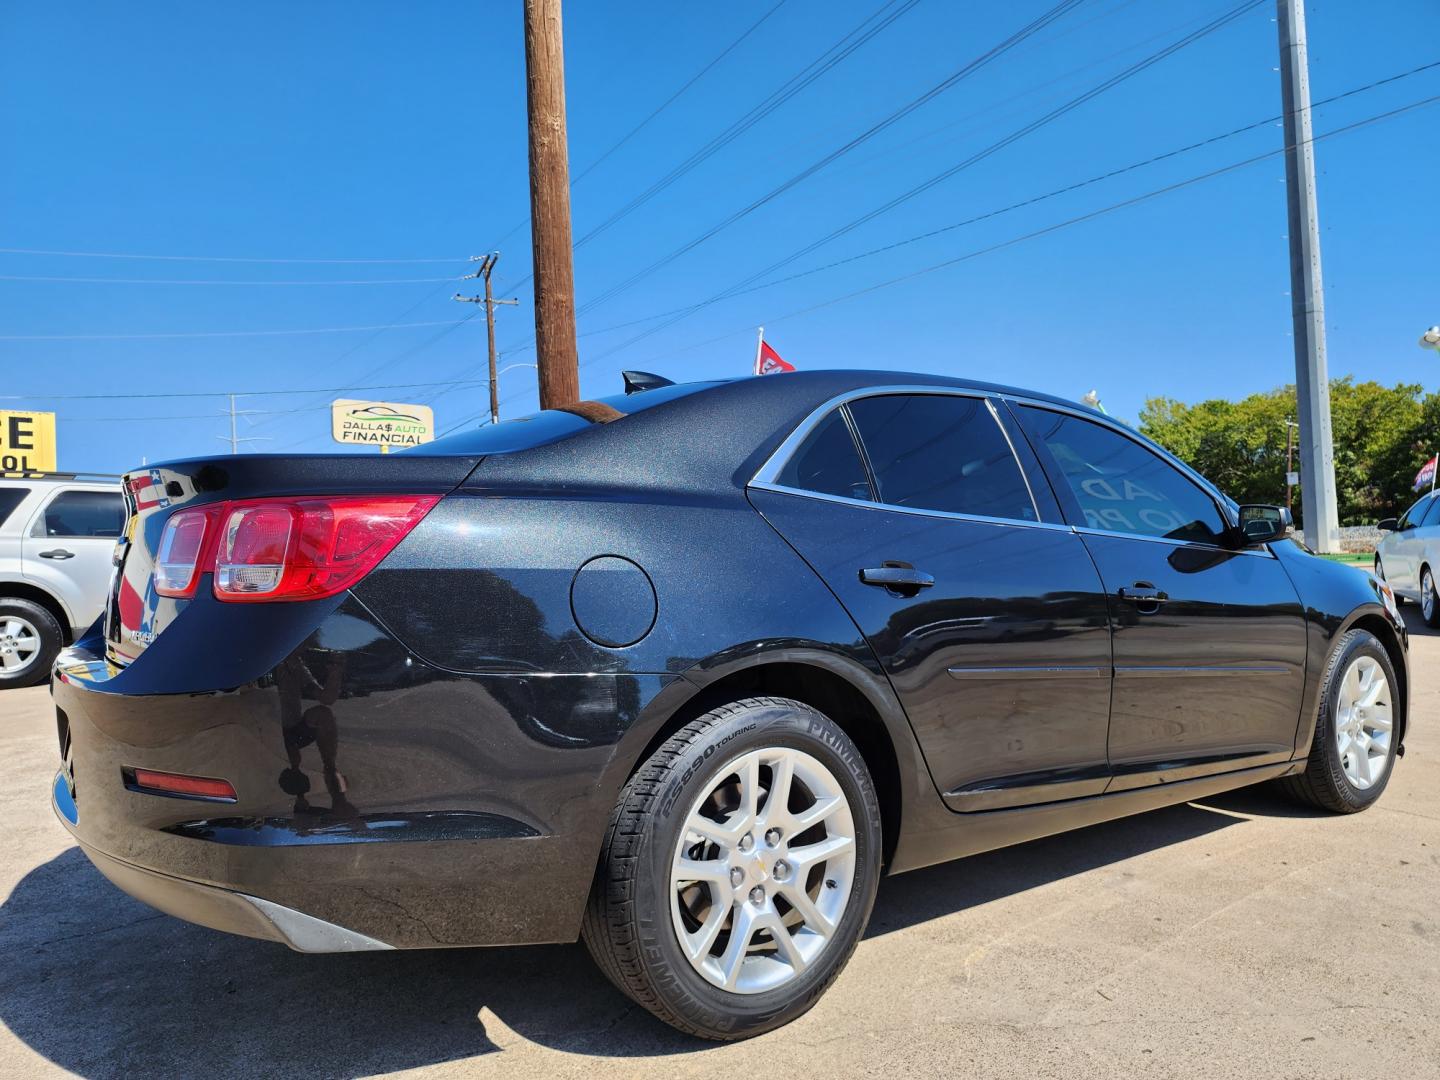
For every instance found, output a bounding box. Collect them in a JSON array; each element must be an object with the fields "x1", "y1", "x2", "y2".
[{"x1": 1278, "y1": 0, "x2": 1339, "y2": 551}]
